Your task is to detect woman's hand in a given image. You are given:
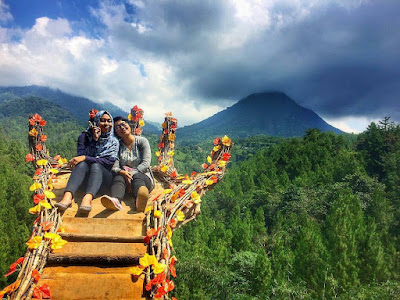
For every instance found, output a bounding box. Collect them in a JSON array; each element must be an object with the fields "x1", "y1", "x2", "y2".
[
  {"x1": 92, "y1": 126, "x2": 101, "y2": 141},
  {"x1": 68, "y1": 155, "x2": 86, "y2": 169},
  {"x1": 119, "y1": 170, "x2": 133, "y2": 184}
]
